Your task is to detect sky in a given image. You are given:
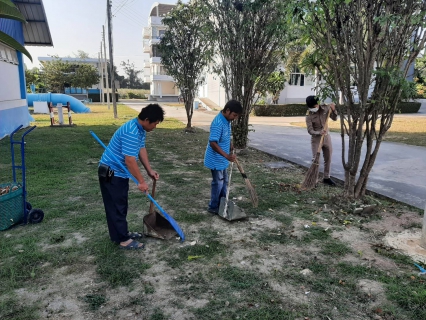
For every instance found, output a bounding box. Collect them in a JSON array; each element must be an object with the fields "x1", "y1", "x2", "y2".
[{"x1": 23, "y1": 0, "x2": 183, "y2": 75}]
